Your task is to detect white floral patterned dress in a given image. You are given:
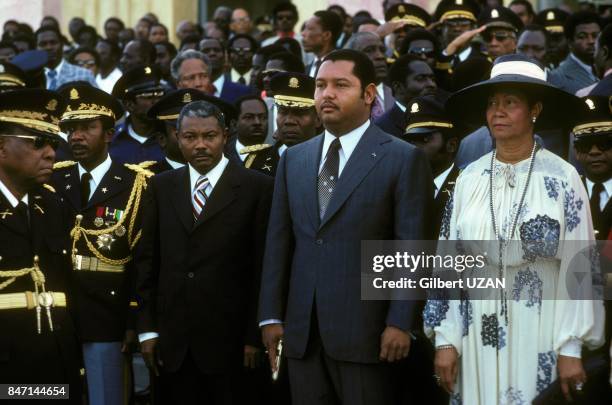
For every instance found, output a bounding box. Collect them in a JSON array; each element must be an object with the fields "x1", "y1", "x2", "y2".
[{"x1": 423, "y1": 148, "x2": 606, "y2": 405}]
